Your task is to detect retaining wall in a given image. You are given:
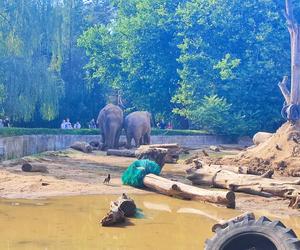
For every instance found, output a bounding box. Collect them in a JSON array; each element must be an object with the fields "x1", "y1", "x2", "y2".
[{"x1": 0, "y1": 134, "x2": 235, "y2": 161}]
